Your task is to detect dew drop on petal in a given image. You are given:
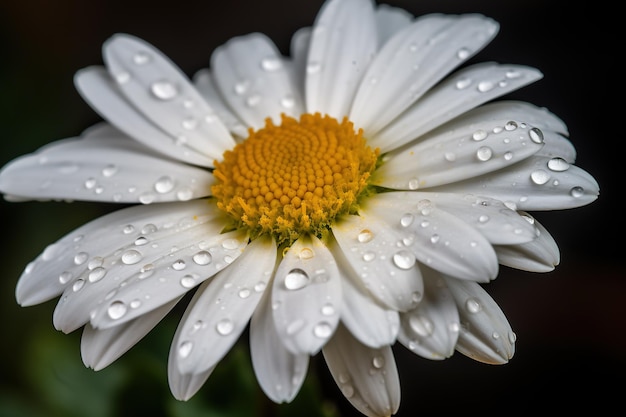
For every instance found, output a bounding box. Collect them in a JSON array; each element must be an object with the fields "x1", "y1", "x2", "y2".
[
  {"x1": 133, "y1": 51, "x2": 151, "y2": 65},
  {"x1": 72, "y1": 279, "x2": 85, "y2": 292},
  {"x1": 400, "y1": 213, "x2": 414, "y2": 227},
  {"x1": 180, "y1": 274, "x2": 197, "y2": 288},
  {"x1": 107, "y1": 301, "x2": 127, "y2": 320},
  {"x1": 372, "y1": 355, "x2": 385, "y2": 369},
  {"x1": 261, "y1": 56, "x2": 282, "y2": 71},
  {"x1": 216, "y1": 318, "x2": 234, "y2": 335},
  {"x1": 121, "y1": 249, "x2": 143, "y2": 265},
  {"x1": 74, "y1": 252, "x2": 89, "y2": 266},
  {"x1": 178, "y1": 341, "x2": 193, "y2": 358},
  {"x1": 456, "y1": 78, "x2": 472, "y2": 89},
  {"x1": 362, "y1": 251, "x2": 376, "y2": 262},
  {"x1": 321, "y1": 303, "x2": 335, "y2": 316},
  {"x1": 102, "y1": 164, "x2": 118, "y2": 177},
  {"x1": 530, "y1": 169, "x2": 550, "y2": 185},
  {"x1": 299, "y1": 247, "x2": 314, "y2": 260},
  {"x1": 472, "y1": 129, "x2": 488, "y2": 141},
  {"x1": 151, "y1": 80, "x2": 178, "y2": 100},
  {"x1": 547, "y1": 157, "x2": 570, "y2": 172},
  {"x1": 284, "y1": 268, "x2": 309, "y2": 290},
  {"x1": 238, "y1": 288, "x2": 251, "y2": 298},
  {"x1": 221, "y1": 238, "x2": 239, "y2": 250},
  {"x1": 154, "y1": 176, "x2": 175, "y2": 193},
  {"x1": 172, "y1": 259, "x2": 186, "y2": 270},
  {"x1": 59, "y1": 271, "x2": 73, "y2": 284},
  {"x1": 192, "y1": 250, "x2": 213, "y2": 265},
  {"x1": 528, "y1": 127, "x2": 544, "y2": 144},
  {"x1": 477, "y1": 80, "x2": 495, "y2": 92},
  {"x1": 476, "y1": 146, "x2": 493, "y2": 161},
  {"x1": 393, "y1": 250, "x2": 416, "y2": 270},
  {"x1": 357, "y1": 229, "x2": 373, "y2": 243},
  {"x1": 408, "y1": 178, "x2": 419, "y2": 190},
  {"x1": 313, "y1": 322, "x2": 333, "y2": 338},
  {"x1": 504, "y1": 121, "x2": 518, "y2": 131},
  {"x1": 88, "y1": 267, "x2": 107, "y2": 283},
  {"x1": 570, "y1": 186, "x2": 584, "y2": 198},
  {"x1": 465, "y1": 297, "x2": 482, "y2": 313}
]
